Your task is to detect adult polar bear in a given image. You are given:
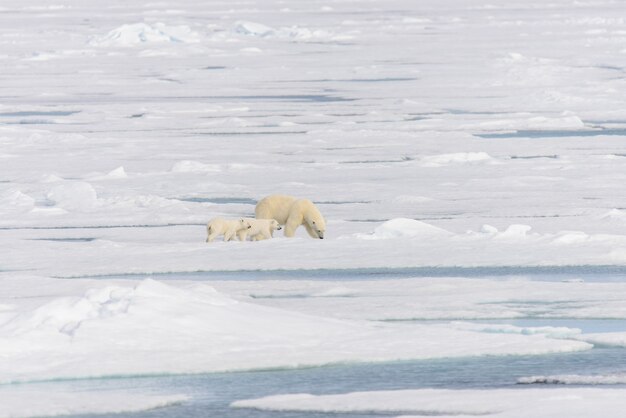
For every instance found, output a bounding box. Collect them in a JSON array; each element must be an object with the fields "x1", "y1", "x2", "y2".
[{"x1": 255, "y1": 194, "x2": 326, "y2": 239}]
